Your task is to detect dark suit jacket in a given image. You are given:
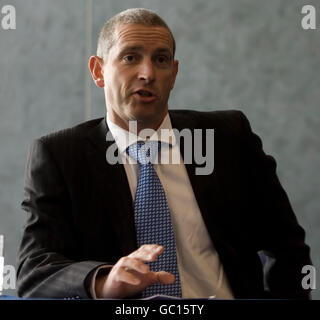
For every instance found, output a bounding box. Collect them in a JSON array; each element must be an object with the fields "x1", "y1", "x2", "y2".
[{"x1": 17, "y1": 109, "x2": 312, "y2": 299}]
